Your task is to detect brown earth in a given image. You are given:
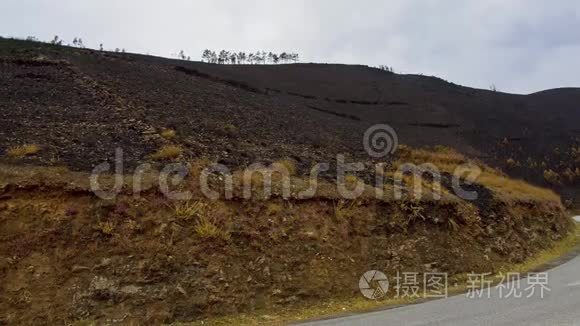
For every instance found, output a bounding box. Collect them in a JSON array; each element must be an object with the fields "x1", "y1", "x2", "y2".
[
  {"x1": 0, "y1": 37, "x2": 578, "y2": 324},
  {"x1": 0, "y1": 147, "x2": 574, "y2": 324}
]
